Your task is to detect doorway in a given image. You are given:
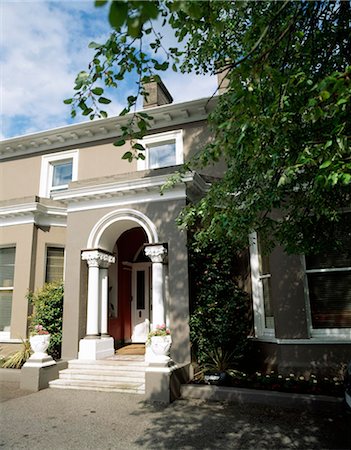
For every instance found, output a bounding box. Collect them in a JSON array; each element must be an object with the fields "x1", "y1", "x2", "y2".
[{"x1": 131, "y1": 263, "x2": 151, "y2": 343}]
